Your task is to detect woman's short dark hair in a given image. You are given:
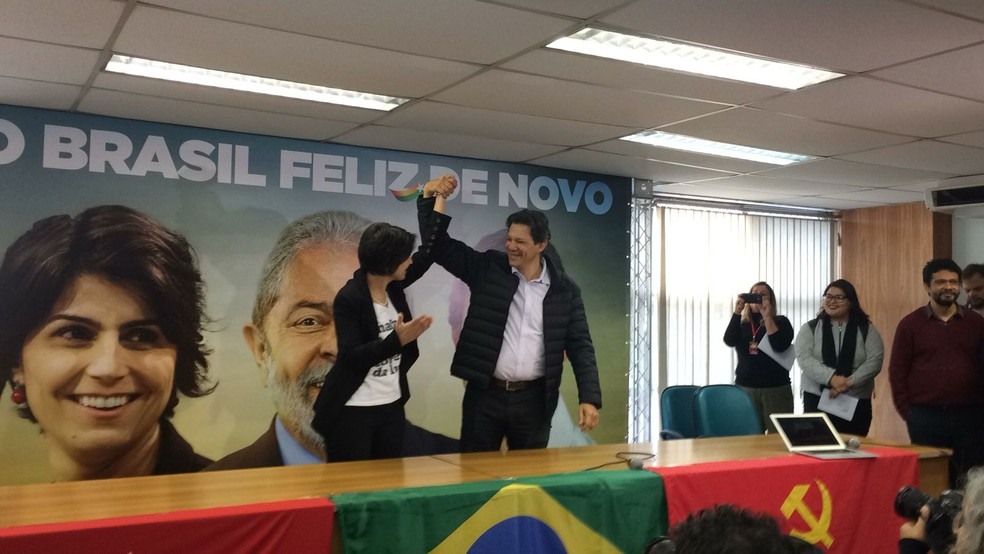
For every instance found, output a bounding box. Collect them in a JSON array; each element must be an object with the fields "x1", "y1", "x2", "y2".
[
  {"x1": 0, "y1": 205, "x2": 213, "y2": 420},
  {"x1": 817, "y1": 278, "x2": 871, "y2": 324},
  {"x1": 357, "y1": 222, "x2": 416, "y2": 276},
  {"x1": 506, "y1": 209, "x2": 551, "y2": 244}
]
